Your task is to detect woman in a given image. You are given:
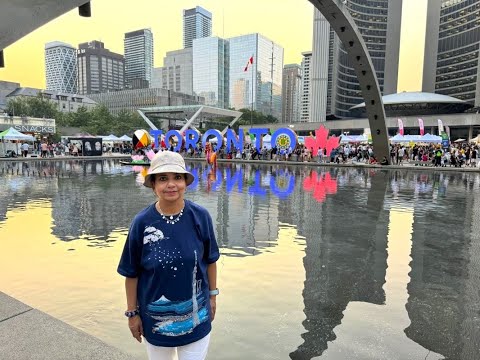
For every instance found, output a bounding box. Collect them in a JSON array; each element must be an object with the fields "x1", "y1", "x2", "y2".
[{"x1": 118, "y1": 151, "x2": 220, "y2": 360}]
